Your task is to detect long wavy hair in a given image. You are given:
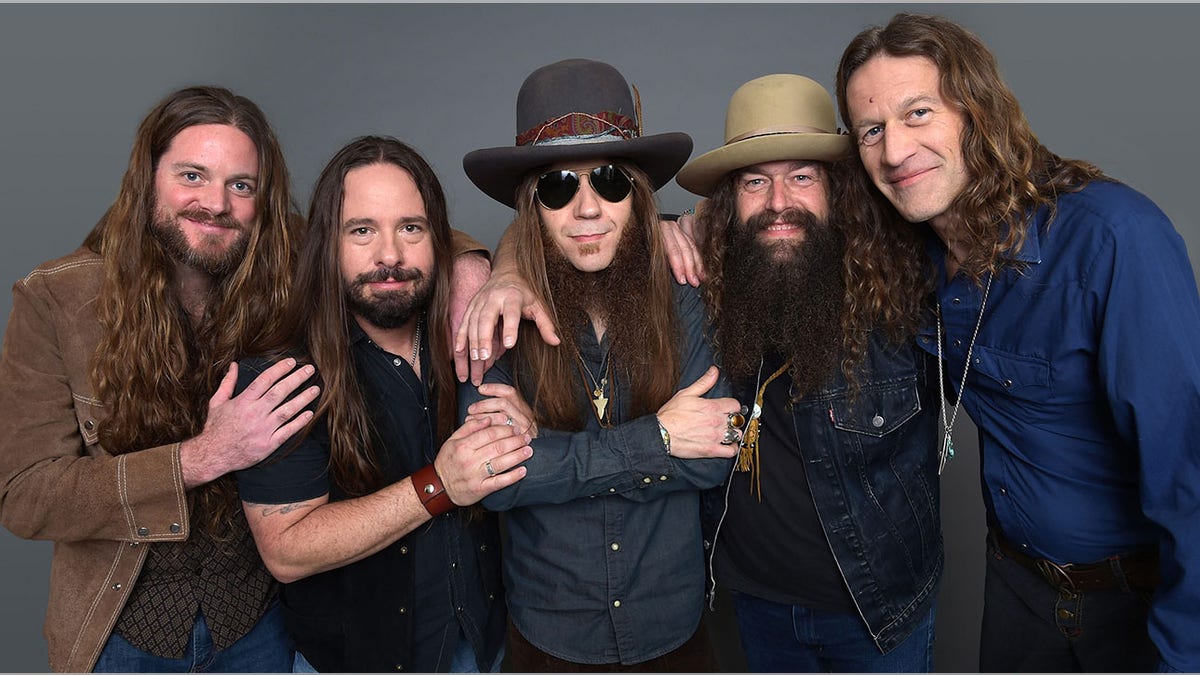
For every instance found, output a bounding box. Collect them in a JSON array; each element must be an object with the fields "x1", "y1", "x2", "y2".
[
  {"x1": 835, "y1": 13, "x2": 1107, "y2": 283},
  {"x1": 699, "y1": 159, "x2": 929, "y2": 384},
  {"x1": 259, "y1": 136, "x2": 457, "y2": 496},
  {"x1": 82, "y1": 86, "x2": 297, "y2": 537},
  {"x1": 509, "y1": 162, "x2": 681, "y2": 430}
]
